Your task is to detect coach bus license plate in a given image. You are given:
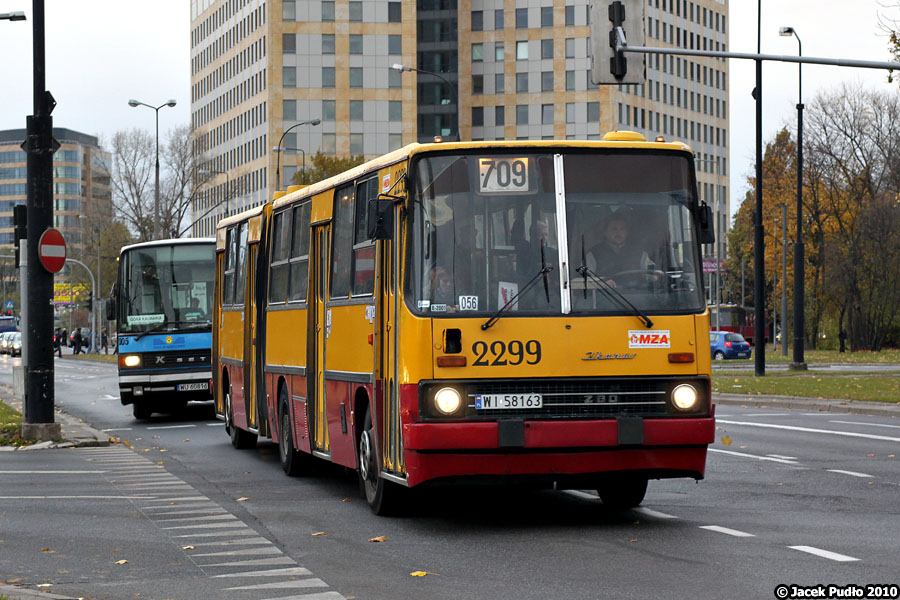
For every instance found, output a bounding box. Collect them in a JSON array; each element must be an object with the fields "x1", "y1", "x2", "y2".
[
  {"x1": 177, "y1": 382, "x2": 208, "y2": 392},
  {"x1": 475, "y1": 393, "x2": 542, "y2": 410}
]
